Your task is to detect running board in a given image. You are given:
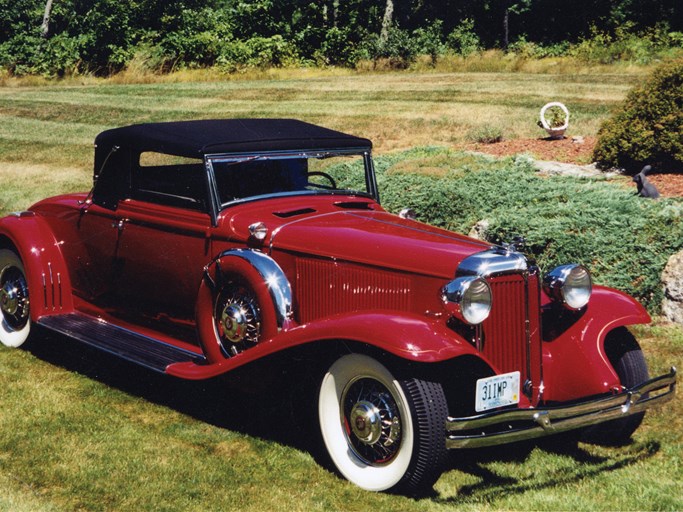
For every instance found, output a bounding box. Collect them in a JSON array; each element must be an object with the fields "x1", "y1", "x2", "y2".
[{"x1": 37, "y1": 313, "x2": 204, "y2": 373}]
